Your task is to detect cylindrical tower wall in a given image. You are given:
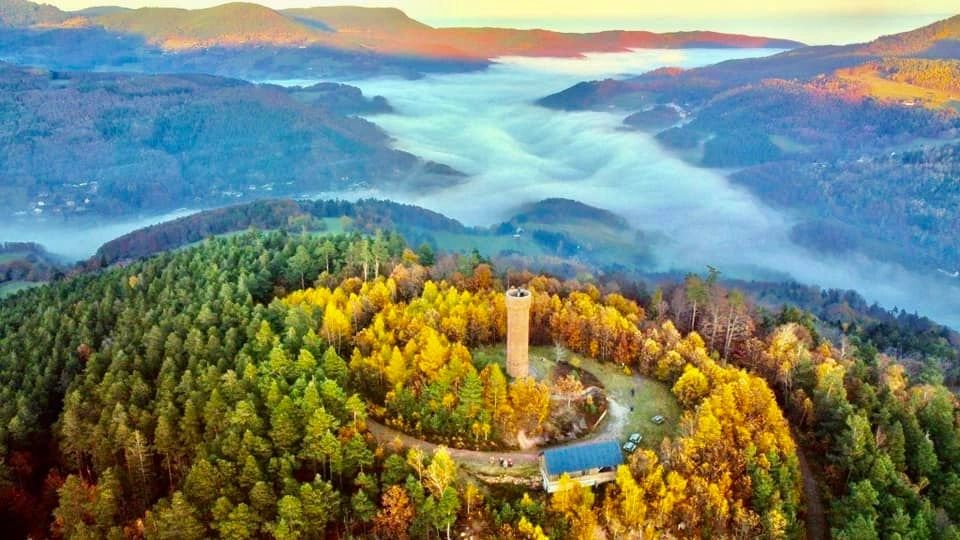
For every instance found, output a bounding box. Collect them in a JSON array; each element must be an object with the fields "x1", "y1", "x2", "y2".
[{"x1": 505, "y1": 288, "x2": 532, "y2": 379}]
